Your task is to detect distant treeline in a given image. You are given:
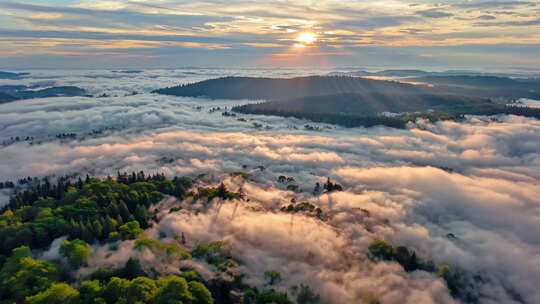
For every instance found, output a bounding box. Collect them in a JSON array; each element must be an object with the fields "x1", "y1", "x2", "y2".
[
  {"x1": 233, "y1": 104, "x2": 409, "y2": 128},
  {"x1": 0, "y1": 85, "x2": 87, "y2": 104},
  {"x1": 234, "y1": 101, "x2": 540, "y2": 128}
]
